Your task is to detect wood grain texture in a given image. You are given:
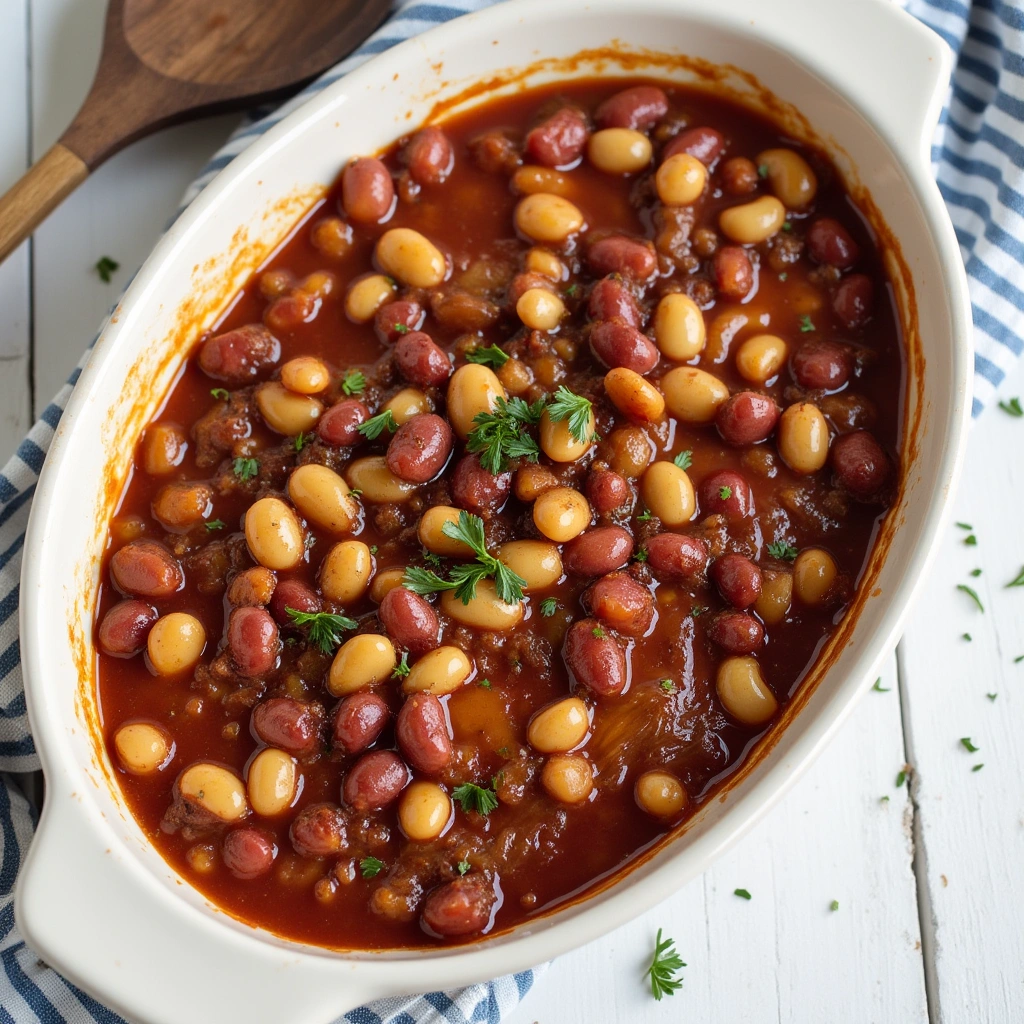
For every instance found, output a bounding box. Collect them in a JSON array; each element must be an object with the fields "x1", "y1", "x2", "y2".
[{"x1": 898, "y1": 358, "x2": 1024, "y2": 1024}]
